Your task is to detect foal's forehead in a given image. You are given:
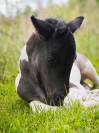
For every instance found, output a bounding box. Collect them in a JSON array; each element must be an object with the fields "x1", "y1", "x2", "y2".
[
  {"x1": 45, "y1": 18, "x2": 58, "y2": 25},
  {"x1": 45, "y1": 18, "x2": 66, "y2": 28}
]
